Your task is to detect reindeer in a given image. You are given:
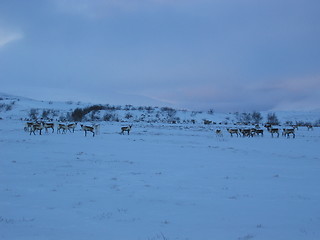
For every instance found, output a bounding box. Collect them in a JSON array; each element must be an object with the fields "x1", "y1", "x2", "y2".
[
  {"x1": 121, "y1": 125, "x2": 133, "y2": 135},
  {"x1": 307, "y1": 125, "x2": 313, "y2": 131},
  {"x1": 227, "y1": 128, "x2": 239, "y2": 137},
  {"x1": 43, "y1": 122, "x2": 54, "y2": 133},
  {"x1": 251, "y1": 128, "x2": 257, "y2": 136},
  {"x1": 215, "y1": 129, "x2": 223, "y2": 137},
  {"x1": 239, "y1": 129, "x2": 253, "y2": 137},
  {"x1": 57, "y1": 123, "x2": 68, "y2": 134},
  {"x1": 269, "y1": 128, "x2": 279, "y2": 138},
  {"x1": 264, "y1": 123, "x2": 272, "y2": 131},
  {"x1": 255, "y1": 129, "x2": 264, "y2": 136},
  {"x1": 30, "y1": 123, "x2": 44, "y2": 135},
  {"x1": 282, "y1": 128, "x2": 295, "y2": 138},
  {"x1": 203, "y1": 120, "x2": 212, "y2": 125},
  {"x1": 80, "y1": 124, "x2": 95, "y2": 137},
  {"x1": 24, "y1": 122, "x2": 34, "y2": 132},
  {"x1": 67, "y1": 123, "x2": 77, "y2": 133}
]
